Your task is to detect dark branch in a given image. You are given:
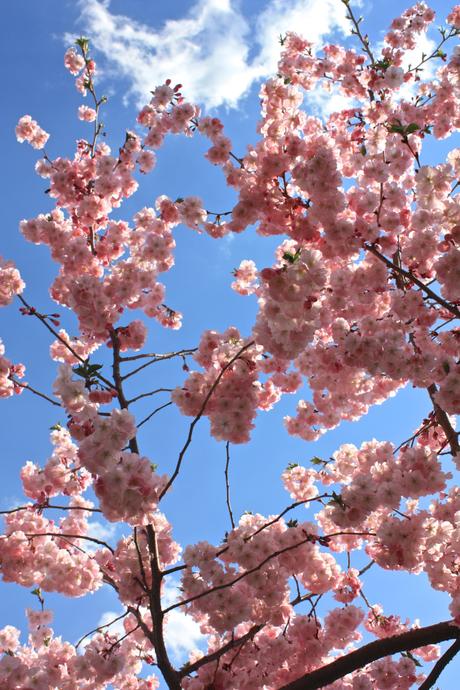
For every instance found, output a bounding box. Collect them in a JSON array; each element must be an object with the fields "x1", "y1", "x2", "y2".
[
  {"x1": 419, "y1": 638, "x2": 460, "y2": 690},
  {"x1": 180, "y1": 624, "x2": 263, "y2": 677},
  {"x1": 224, "y1": 442, "x2": 235, "y2": 530},
  {"x1": 279, "y1": 620, "x2": 460, "y2": 690}
]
